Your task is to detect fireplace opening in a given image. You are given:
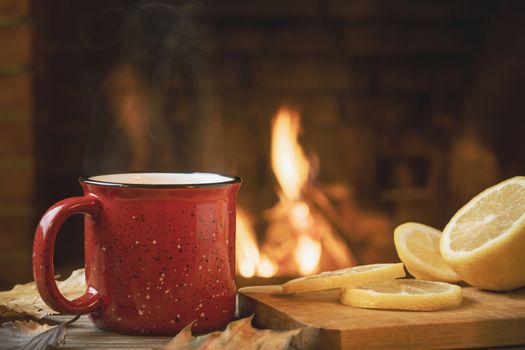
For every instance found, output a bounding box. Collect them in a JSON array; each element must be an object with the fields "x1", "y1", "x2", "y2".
[
  {"x1": 236, "y1": 106, "x2": 357, "y2": 279},
  {"x1": 2, "y1": 0, "x2": 525, "y2": 288}
]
